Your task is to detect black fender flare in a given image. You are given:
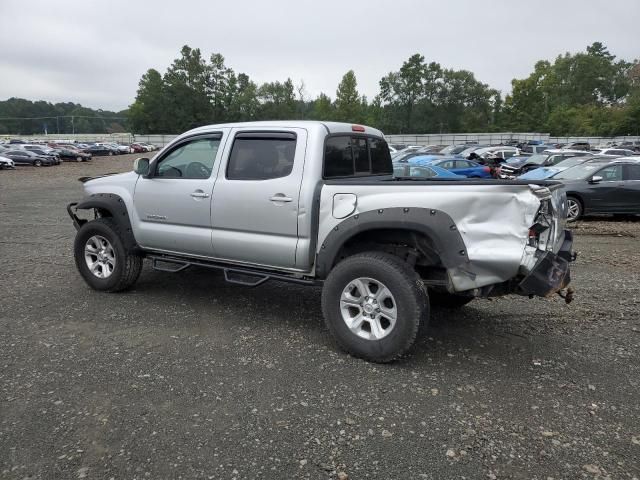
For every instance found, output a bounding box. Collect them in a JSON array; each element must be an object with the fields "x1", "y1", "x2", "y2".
[
  {"x1": 315, "y1": 207, "x2": 469, "y2": 279},
  {"x1": 69, "y1": 193, "x2": 137, "y2": 252}
]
